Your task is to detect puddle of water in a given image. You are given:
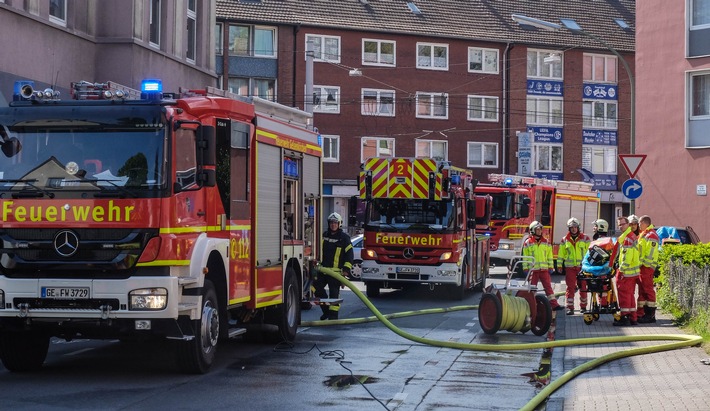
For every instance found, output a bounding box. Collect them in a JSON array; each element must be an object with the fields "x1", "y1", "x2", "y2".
[{"x1": 324, "y1": 375, "x2": 379, "y2": 388}]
